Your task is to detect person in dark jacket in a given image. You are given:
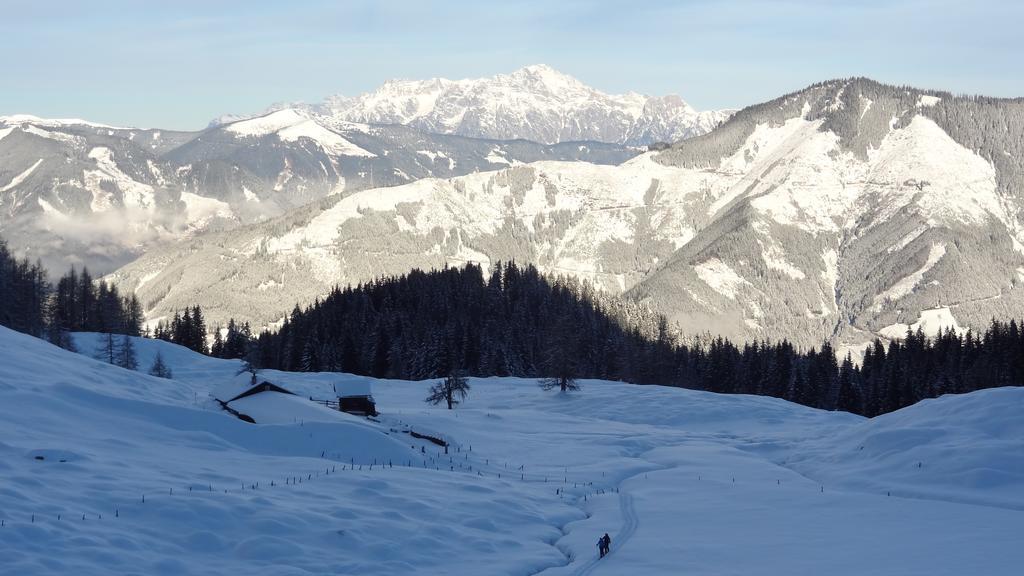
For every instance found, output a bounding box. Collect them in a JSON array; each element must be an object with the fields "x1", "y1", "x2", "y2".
[{"x1": 598, "y1": 533, "x2": 611, "y2": 557}]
